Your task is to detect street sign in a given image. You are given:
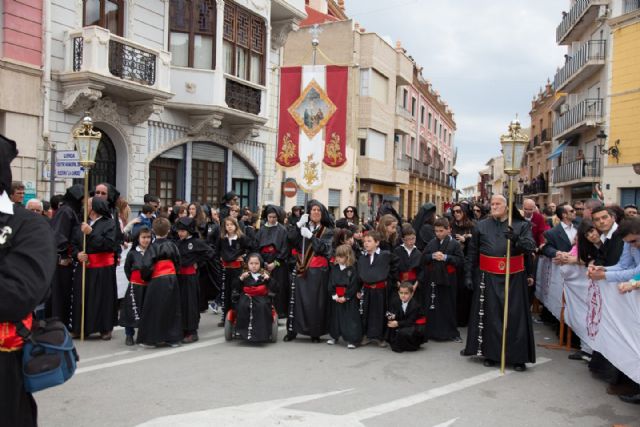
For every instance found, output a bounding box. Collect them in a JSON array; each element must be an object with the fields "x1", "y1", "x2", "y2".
[
  {"x1": 52, "y1": 151, "x2": 85, "y2": 179},
  {"x1": 283, "y1": 180, "x2": 298, "y2": 198},
  {"x1": 23, "y1": 180, "x2": 37, "y2": 205}
]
